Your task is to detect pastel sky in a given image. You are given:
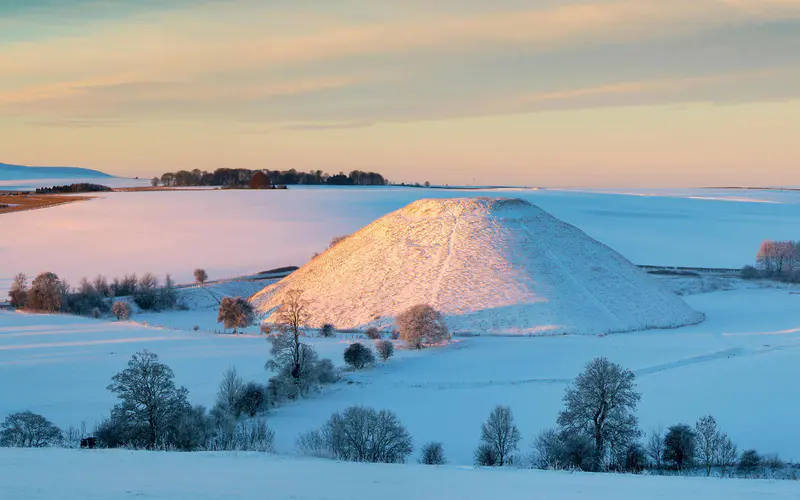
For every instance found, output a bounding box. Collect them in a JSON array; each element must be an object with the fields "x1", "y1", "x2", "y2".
[{"x1": 2, "y1": 0, "x2": 800, "y2": 187}]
